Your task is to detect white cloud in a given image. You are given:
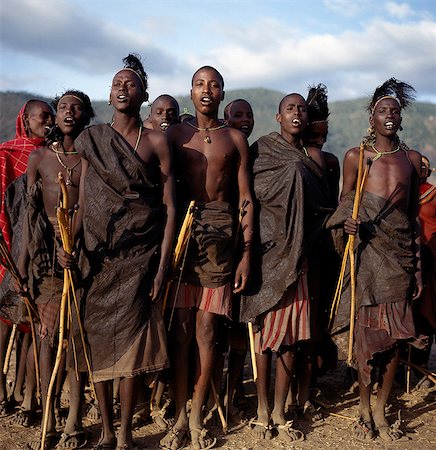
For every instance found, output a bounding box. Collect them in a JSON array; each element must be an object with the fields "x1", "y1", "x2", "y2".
[
  {"x1": 189, "y1": 17, "x2": 436, "y2": 102},
  {"x1": 385, "y1": 2, "x2": 415, "y2": 20},
  {"x1": 0, "y1": 0, "x2": 183, "y2": 76},
  {"x1": 323, "y1": 0, "x2": 370, "y2": 17}
]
